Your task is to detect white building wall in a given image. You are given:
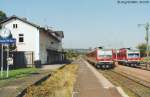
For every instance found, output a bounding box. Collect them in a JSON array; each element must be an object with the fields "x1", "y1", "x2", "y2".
[
  {"x1": 39, "y1": 31, "x2": 48, "y2": 64},
  {"x1": 1, "y1": 19, "x2": 40, "y2": 60},
  {"x1": 39, "y1": 31, "x2": 61, "y2": 64}
]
